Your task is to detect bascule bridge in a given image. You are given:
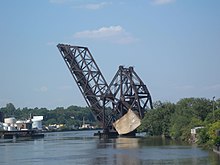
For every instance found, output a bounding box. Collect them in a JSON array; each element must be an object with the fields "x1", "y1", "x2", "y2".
[{"x1": 57, "y1": 44, "x2": 153, "y2": 136}]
